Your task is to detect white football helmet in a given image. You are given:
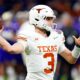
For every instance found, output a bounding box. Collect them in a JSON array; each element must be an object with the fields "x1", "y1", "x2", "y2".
[{"x1": 29, "y1": 5, "x2": 56, "y2": 31}]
